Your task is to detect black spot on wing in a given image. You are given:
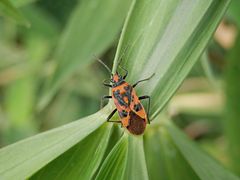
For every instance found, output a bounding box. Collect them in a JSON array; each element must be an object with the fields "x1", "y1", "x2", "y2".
[
  {"x1": 119, "y1": 110, "x2": 128, "y2": 118},
  {"x1": 124, "y1": 85, "x2": 132, "y2": 106},
  {"x1": 113, "y1": 85, "x2": 133, "y2": 107},
  {"x1": 134, "y1": 103, "x2": 142, "y2": 112},
  {"x1": 113, "y1": 89, "x2": 125, "y2": 106},
  {"x1": 113, "y1": 89, "x2": 128, "y2": 107}
]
